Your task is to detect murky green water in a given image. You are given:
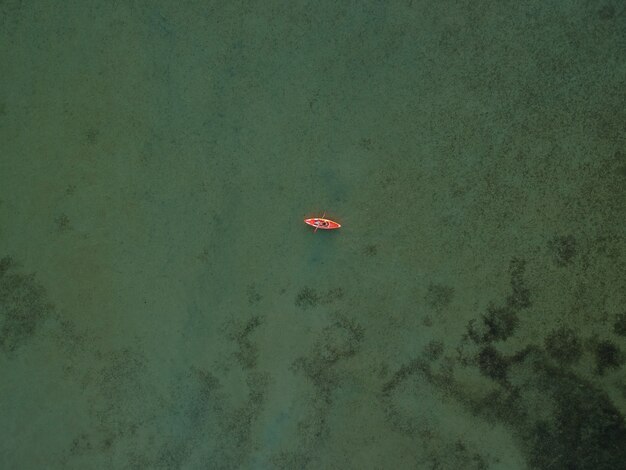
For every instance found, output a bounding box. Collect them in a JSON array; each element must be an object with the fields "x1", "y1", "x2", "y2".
[{"x1": 1, "y1": 1, "x2": 625, "y2": 469}]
